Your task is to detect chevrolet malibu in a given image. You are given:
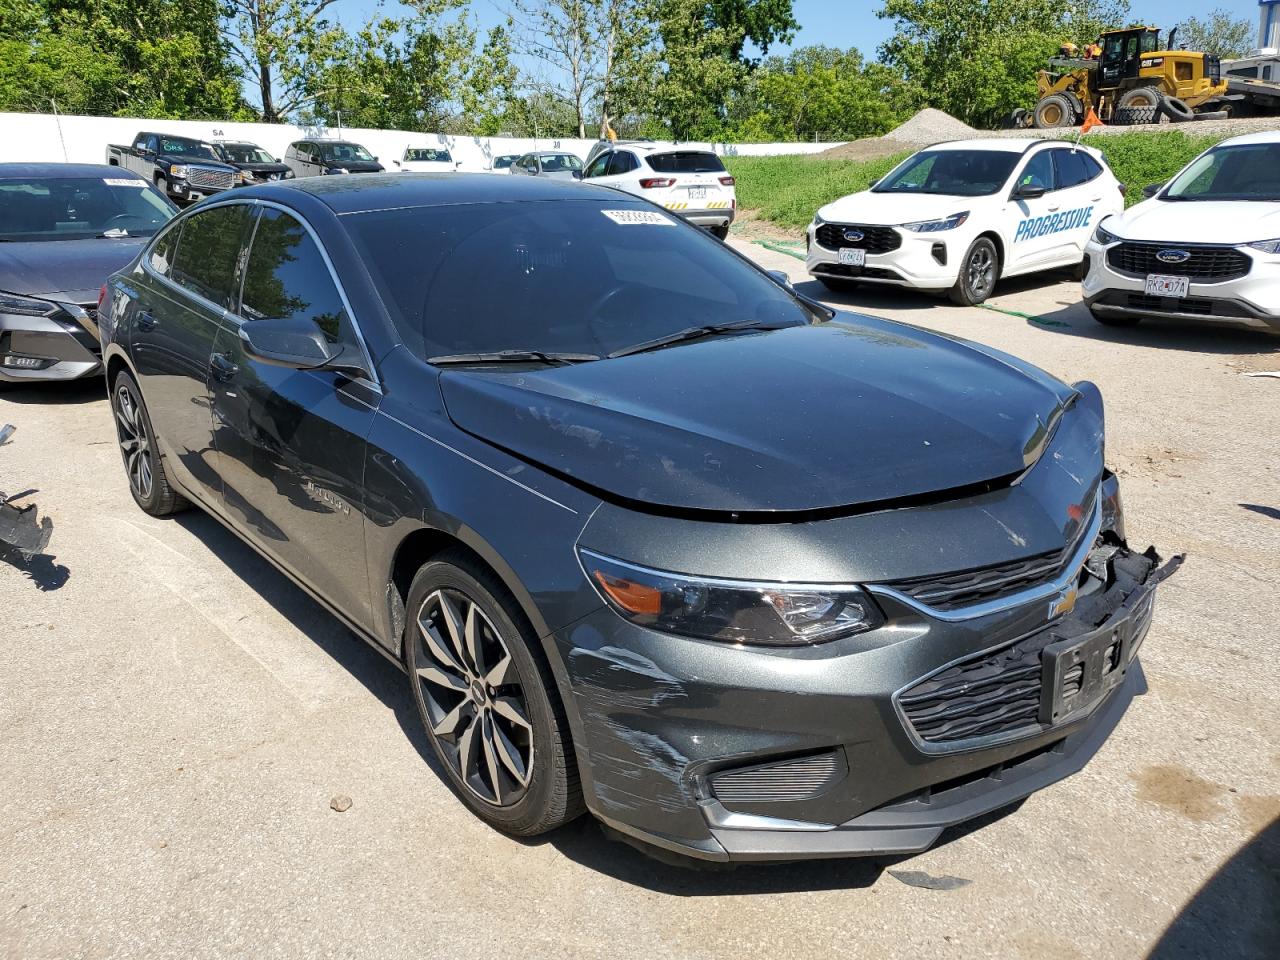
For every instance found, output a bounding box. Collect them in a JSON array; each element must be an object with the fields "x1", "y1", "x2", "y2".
[{"x1": 99, "y1": 175, "x2": 1178, "y2": 862}]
